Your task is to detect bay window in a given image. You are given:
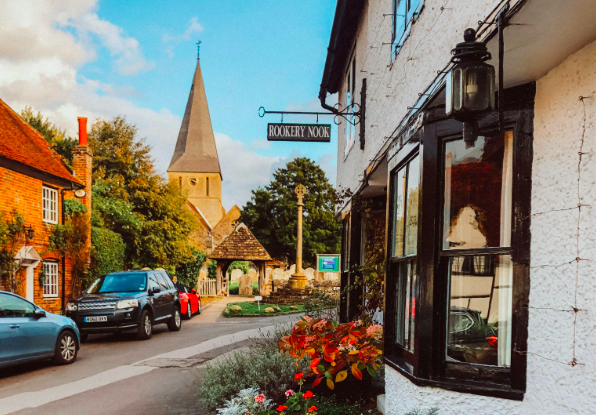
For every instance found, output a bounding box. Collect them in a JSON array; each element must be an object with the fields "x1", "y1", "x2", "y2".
[{"x1": 384, "y1": 86, "x2": 533, "y2": 399}]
